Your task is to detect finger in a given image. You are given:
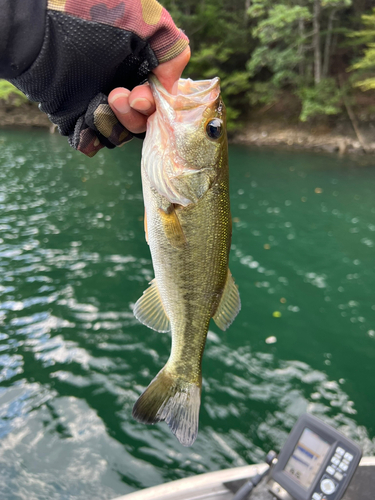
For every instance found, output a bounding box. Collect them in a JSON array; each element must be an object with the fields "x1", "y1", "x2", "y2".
[
  {"x1": 153, "y1": 46, "x2": 191, "y2": 94},
  {"x1": 128, "y1": 85, "x2": 156, "y2": 116},
  {"x1": 108, "y1": 88, "x2": 148, "y2": 134}
]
